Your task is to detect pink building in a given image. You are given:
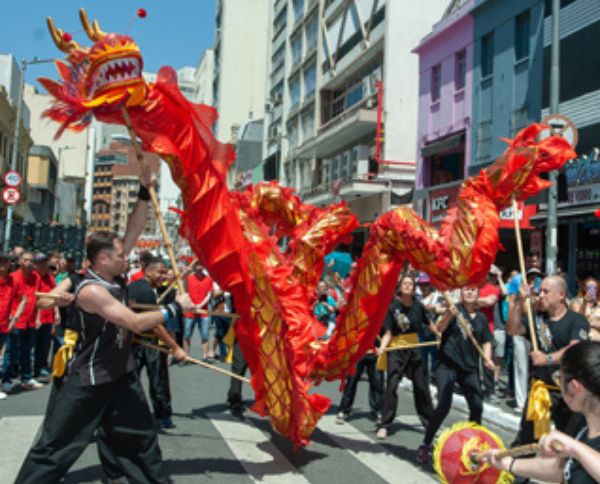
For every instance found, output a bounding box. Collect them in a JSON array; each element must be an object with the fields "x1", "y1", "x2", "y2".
[{"x1": 413, "y1": 0, "x2": 474, "y2": 190}]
